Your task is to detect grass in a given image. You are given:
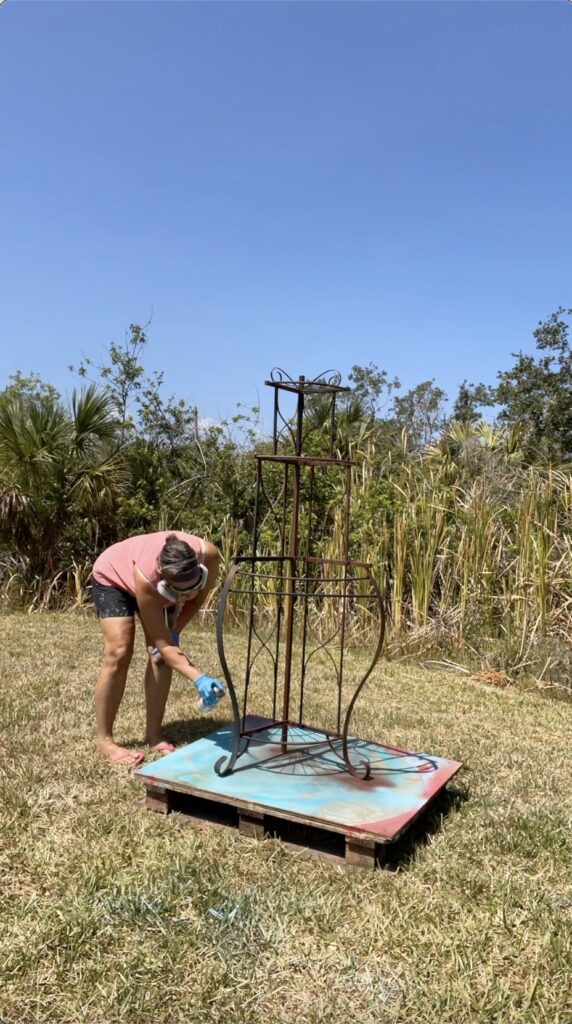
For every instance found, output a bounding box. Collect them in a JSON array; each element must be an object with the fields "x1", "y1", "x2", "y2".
[{"x1": 1, "y1": 612, "x2": 572, "y2": 1024}]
